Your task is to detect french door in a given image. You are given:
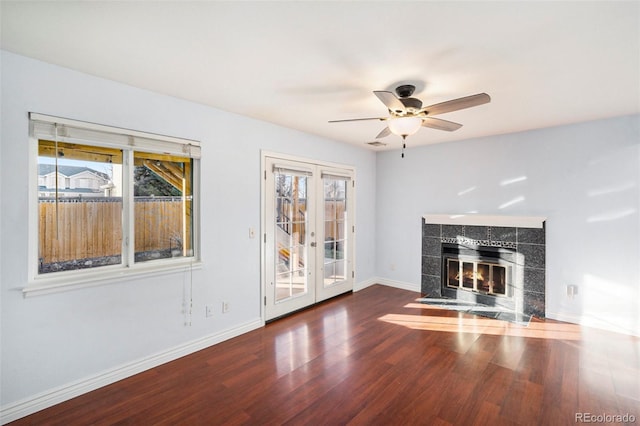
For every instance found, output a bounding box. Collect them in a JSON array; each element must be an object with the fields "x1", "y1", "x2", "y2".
[{"x1": 263, "y1": 155, "x2": 354, "y2": 321}]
